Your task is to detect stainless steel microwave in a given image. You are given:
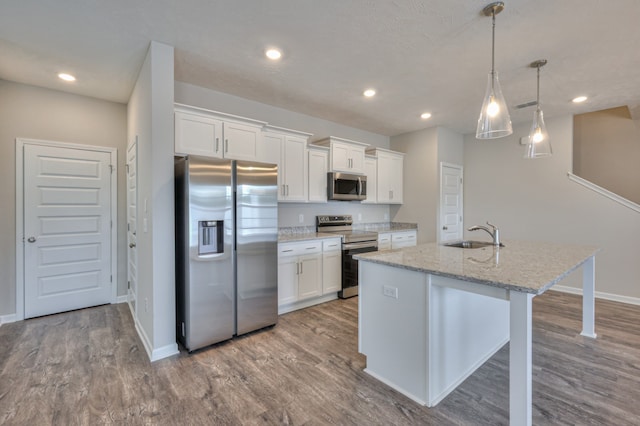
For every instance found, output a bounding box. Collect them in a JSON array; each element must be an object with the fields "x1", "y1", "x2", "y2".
[{"x1": 327, "y1": 172, "x2": 367, "y2": 201}]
